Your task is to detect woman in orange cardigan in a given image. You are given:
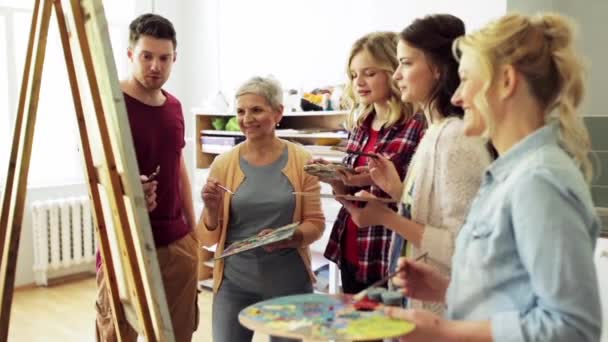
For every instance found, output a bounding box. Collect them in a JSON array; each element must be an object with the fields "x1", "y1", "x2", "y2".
[{"x1": 197, "y1": 76, "x2": 325, "y2": 342}]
